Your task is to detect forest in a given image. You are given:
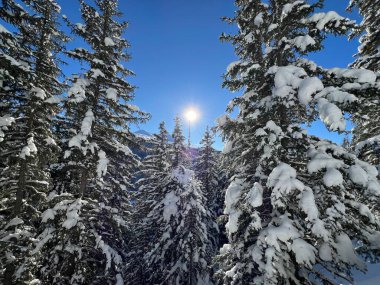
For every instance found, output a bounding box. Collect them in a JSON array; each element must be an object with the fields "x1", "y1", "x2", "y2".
[{"x1": 0, "y1": 0, "x2": 379, "y2": 284}]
